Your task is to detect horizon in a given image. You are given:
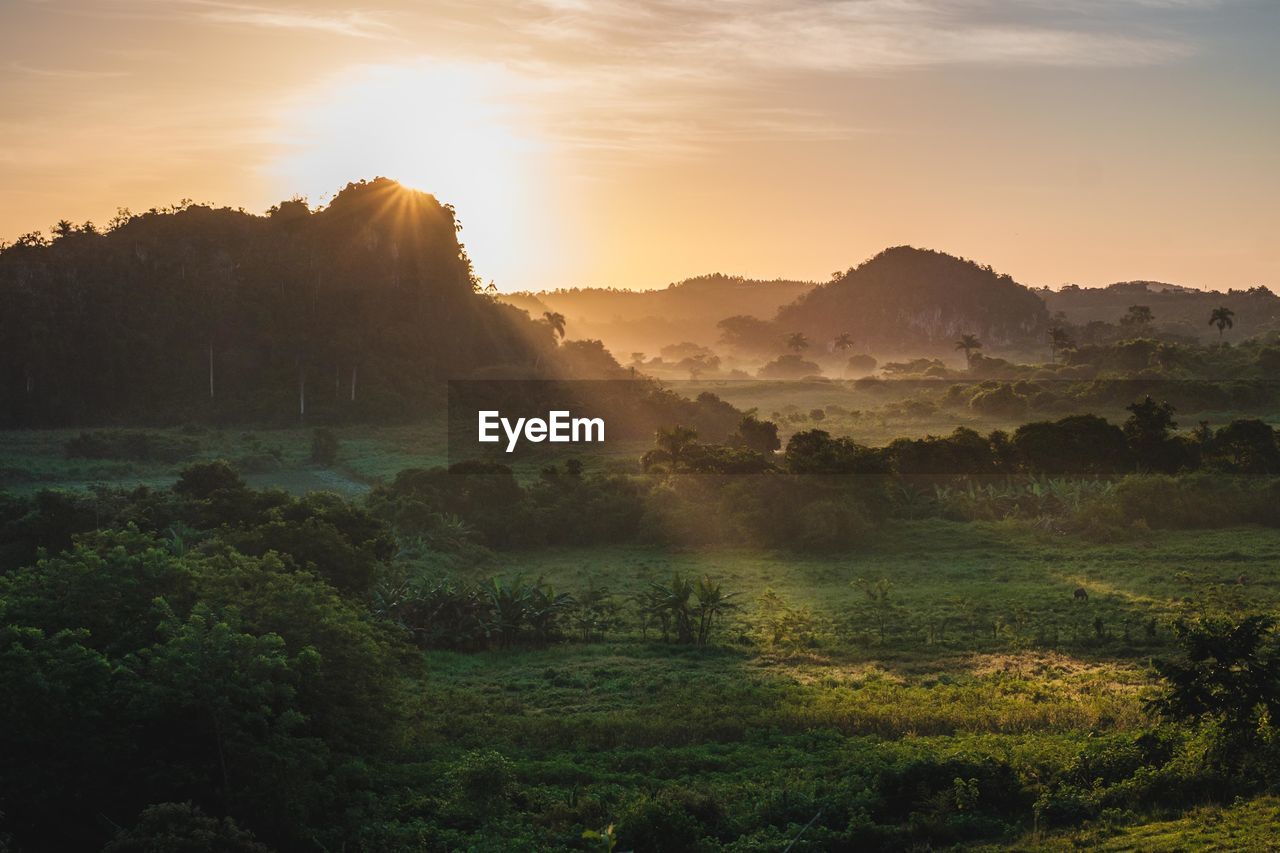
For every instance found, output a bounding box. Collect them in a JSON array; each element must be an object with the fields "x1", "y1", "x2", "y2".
[{"x1": 3, "y1": 1, "x2": 1278, "y2": 293}]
